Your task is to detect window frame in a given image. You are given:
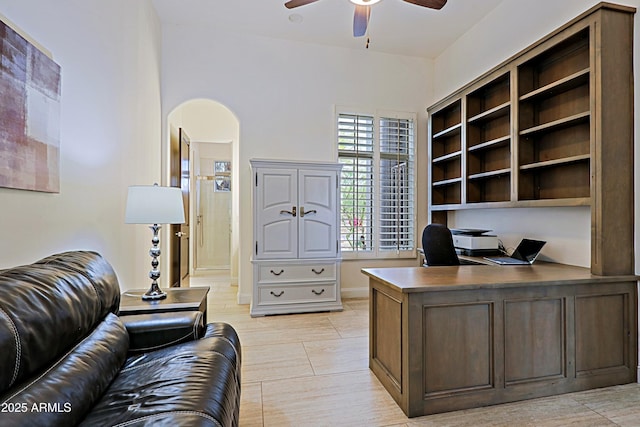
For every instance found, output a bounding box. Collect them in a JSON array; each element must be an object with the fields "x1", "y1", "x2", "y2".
[{"x1": 335, "y1": 106, "x2": 417, "y2": 260}]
